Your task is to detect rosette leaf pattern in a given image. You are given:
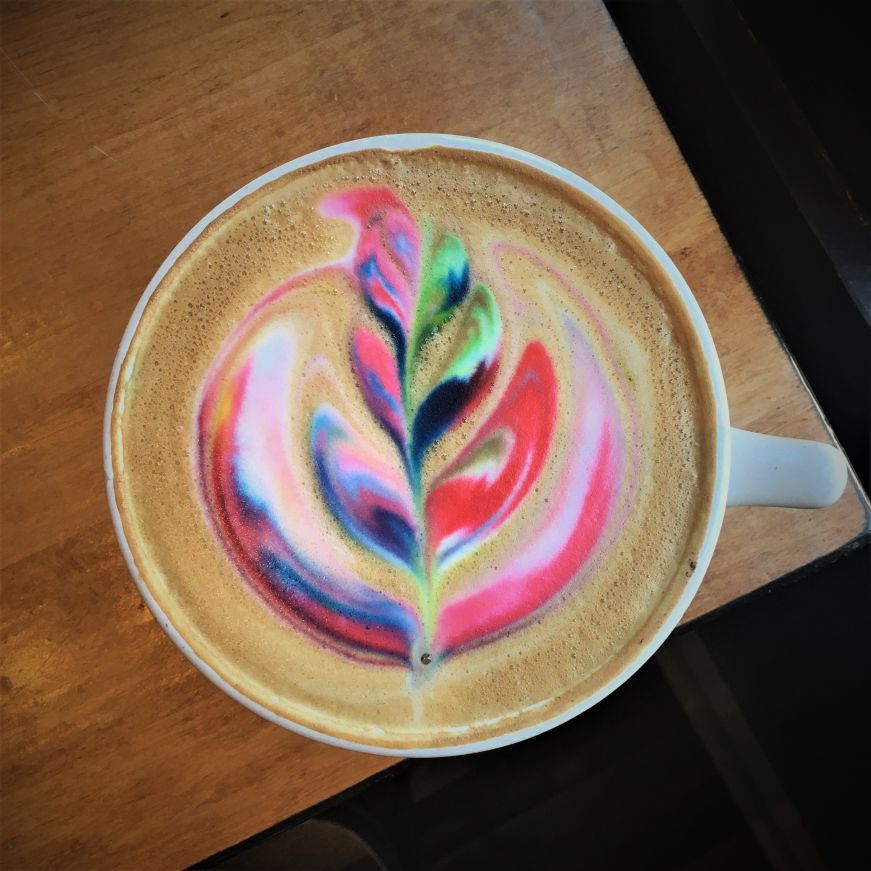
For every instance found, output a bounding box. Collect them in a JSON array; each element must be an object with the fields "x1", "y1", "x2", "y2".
[{"x1": 196, "y1": 186, "x2": 625, "y2": 670}]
